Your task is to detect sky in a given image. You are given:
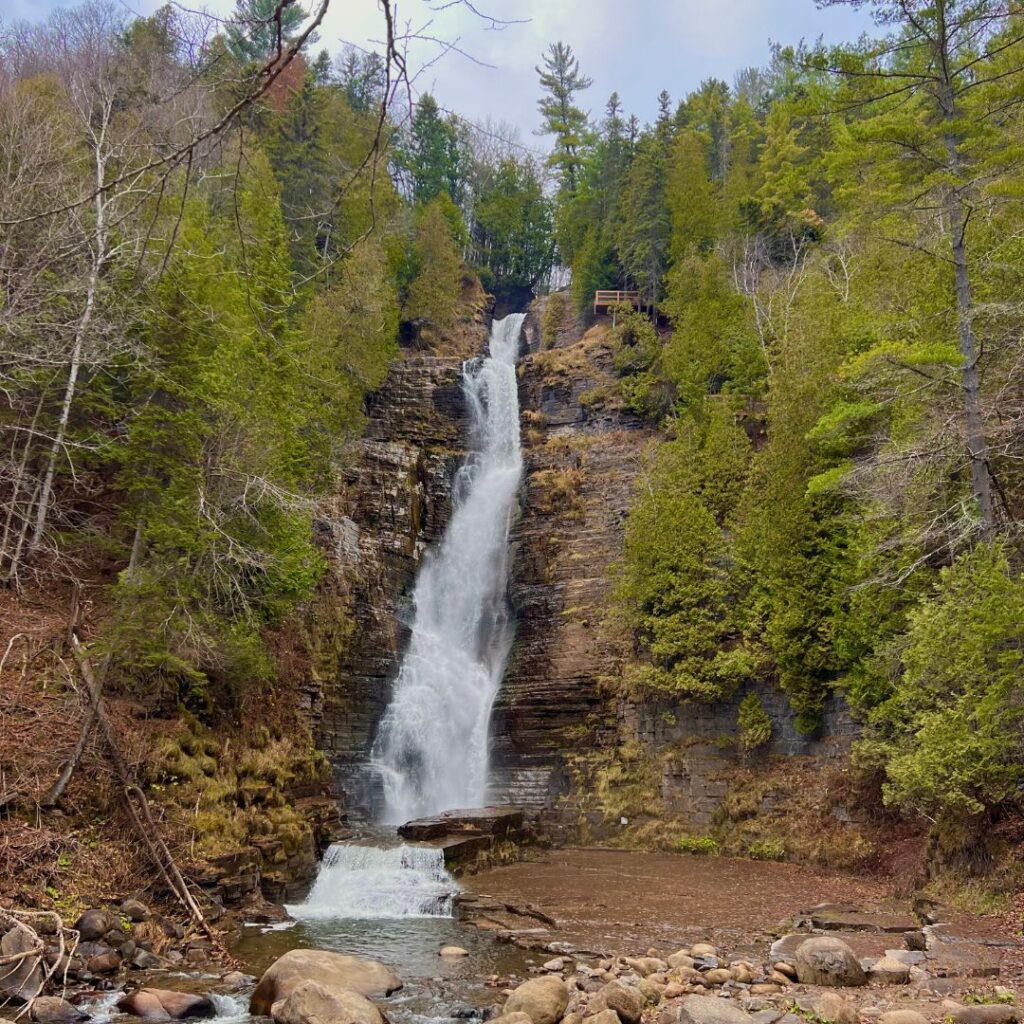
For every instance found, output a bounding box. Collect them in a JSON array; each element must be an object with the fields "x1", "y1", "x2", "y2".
[{"x1": 3, "y1": 0, "x2": 877, "y2": 146}]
